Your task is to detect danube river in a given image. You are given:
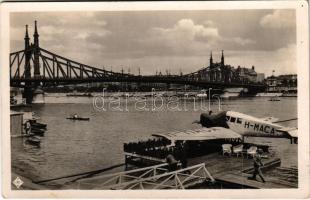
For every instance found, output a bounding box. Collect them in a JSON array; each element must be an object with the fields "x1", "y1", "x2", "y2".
[{"x1": 11, "y1": 95, "x2": 297, "y2": 184}]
